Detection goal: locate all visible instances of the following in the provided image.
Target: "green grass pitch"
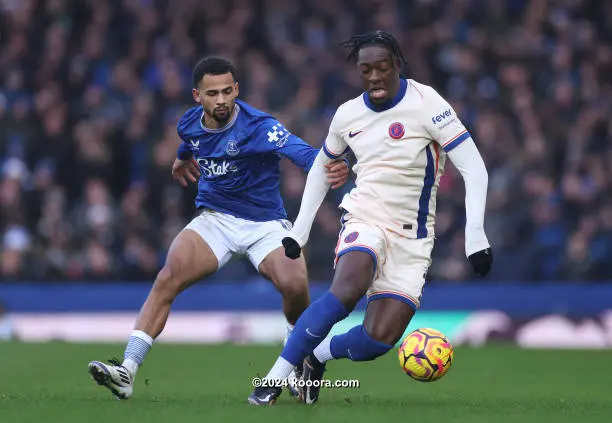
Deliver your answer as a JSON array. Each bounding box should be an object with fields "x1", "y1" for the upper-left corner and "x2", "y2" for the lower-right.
[{"x1": 0, "y1": 342, "x2": 610, "y2": 423}]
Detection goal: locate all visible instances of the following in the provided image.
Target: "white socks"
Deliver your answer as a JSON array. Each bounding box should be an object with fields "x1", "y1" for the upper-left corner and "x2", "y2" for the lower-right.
[
  {"x1": 123, "y1": 330, "x2": 154, "y2": 377},
  {"x1": 313, "y1": 336, "x2": 334, "y2": 363},
  {"x1": 122, "y1": 358, "x2": 139, "y2": 377},
  {"x1": 263, "y1": 323, "x2": 297, "y2": 383},
  {"x1": 265, "y1": 356, "x2": 296, "y2": 381}
]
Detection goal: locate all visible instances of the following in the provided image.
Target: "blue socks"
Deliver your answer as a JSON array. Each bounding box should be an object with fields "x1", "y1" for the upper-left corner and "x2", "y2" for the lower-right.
[
  {"x1": 264, "y1": 293, "x2": 393, "y2": 383},
  {"x1": 279, "y1": 291, "x2": 349, "y2": 366},
  {"x1": 329, "y1": 325, "x2": 393, "y2": 361},
  {"x1": 313, "y1": 324, "x2": 393, "y2": 363}
]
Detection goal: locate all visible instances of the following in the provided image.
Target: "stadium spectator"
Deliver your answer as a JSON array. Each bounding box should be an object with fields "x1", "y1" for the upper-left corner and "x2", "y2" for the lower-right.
[{"x1": 0, "y1": 0, "x2": 611, "y2": 283}]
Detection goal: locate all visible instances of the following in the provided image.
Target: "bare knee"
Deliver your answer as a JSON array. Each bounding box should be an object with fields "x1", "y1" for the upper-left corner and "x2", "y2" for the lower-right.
[{"x1": 275, "y1": 266, "x2": 308, "y2": 301}]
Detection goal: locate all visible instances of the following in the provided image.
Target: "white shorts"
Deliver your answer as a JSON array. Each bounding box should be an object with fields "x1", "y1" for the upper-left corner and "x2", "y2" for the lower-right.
[
  {"x1": 184, "y1": 208, "x2": 292, "y2": 270},
  {"x1": 334, "y1": 211, "x2": 434, "y2": 309}
]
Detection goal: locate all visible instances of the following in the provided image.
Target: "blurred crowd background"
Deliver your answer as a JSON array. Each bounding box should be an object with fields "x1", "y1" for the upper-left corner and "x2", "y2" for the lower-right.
[{"x1": 0, "y1": 0, "x2": 611, "y2": 283}]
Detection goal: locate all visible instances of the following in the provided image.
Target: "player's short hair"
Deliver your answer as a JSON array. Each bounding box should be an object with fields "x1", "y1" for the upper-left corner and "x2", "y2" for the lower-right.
[
  {"x1": 192, "y1": 56, "x2": 237, "y2": 88},
  {"x1": 341, "y1": 30, "x2": 407, "y2": 67}
]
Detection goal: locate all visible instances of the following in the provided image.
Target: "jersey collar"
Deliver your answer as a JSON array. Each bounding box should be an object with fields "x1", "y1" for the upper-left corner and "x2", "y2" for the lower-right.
[
  {"x1": 199, "y1": 103, "x2": 241, "y2": 133},
  {"x1": 362, "y1": 78, "x2": 407, "y2": 112}
]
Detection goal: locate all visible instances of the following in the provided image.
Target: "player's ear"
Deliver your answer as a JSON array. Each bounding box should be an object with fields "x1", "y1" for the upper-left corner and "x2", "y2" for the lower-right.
[
  {"x1": 192, "y1": 88, "x2": 200, "y2": 103},
  {"x1": 234, "y1": 81, "x2": 239, "y2": 96}
]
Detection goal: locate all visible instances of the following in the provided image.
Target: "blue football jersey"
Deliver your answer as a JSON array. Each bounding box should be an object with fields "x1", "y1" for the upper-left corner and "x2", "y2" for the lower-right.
[{"x1": 176, "y1": 99, "x2": 318, "y2": 222}]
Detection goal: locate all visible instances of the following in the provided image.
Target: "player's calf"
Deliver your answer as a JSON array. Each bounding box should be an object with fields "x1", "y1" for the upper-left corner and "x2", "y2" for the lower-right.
[
  {"x1": 89, "y1": 229, "x2": 218, "y2": 399},
  {"x1": 280, "y1": 291, "x2": 349, "y2": 367},
  {"x1": 259, "y1": 247, "x2": 310, "y2": 325},
  {"x1": 314, "y1": 324, "x2": 393, "y2": 363},
  {"x1": 312, "y1": 298, "x2": 413, "y2": 365},
  {"x1": 250, "y1": 249, "x2": 376, "y2": 404},
  {"x1": 274, "y1": 274, "x2": 309, "y2": 326},
  {"x1": 363, "y1": 296, "x2": 416, "y2": 345}
]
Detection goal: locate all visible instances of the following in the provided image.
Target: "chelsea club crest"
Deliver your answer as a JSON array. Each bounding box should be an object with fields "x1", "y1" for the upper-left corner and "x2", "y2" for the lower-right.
[{"x1": 225, "y1": 140, "x2": 240, "y2": 156}]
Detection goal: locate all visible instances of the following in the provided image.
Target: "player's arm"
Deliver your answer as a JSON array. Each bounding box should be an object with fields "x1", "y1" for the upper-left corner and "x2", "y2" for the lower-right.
[
  {"x1": 260, "y1": 118, "x2": 350, "y2": 188},
  {"x1": 446, "y1": 139, "x2": 491, "y2": 275},
  {"x1": 422, "y1": 86, "x2": 492, "y2": 276},
  {"x1": 279, "y1": 136, "x2": 350, "y2": 189},
  {"x1": 172, "y1": 121, "x2": 200, "y2": 187},
  {"x1": 282, "y1": 118, "x2": 350, "y2": 259}
]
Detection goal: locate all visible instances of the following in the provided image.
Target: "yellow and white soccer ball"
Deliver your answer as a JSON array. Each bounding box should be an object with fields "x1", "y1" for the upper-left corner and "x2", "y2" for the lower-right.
[{"x1": 398, "y1": 328, "x2": 454, "y2": 382}]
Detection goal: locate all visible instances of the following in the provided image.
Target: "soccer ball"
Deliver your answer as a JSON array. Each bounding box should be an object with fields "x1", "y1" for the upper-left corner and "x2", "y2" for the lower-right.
[{"x1": 398, "y1": 328, "x2": 453, "y2": 382}]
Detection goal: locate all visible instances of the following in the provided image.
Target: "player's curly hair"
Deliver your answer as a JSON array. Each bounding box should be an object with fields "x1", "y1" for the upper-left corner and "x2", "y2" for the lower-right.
[
  {"x1": 341, "y1": 30, "x2": 407, "y2": 66},
  {"x1": 192, "y1": 56, "x2": 237, "y2": 88}
]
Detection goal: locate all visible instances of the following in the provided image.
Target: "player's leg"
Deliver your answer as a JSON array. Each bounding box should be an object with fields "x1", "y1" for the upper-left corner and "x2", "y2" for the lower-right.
[
  {"x1": 246, "y1": 220, "x2": 310, "y2": 397},
  {"x1": 249, "y1": 251, "x2": 374, "y2": 405},
  {"x1": 88, "y1": 211, "x2": 232, "y2": 399},
  {"x1": 257, "y1": 246, "x2": 310, "y2": 327},
  {"x1": 249, "y1": 219, "x2": 384, "y2": 405},
  {"x1": 243, "y1": 219, "x2": 311, "y2": 343},
  {"x1": 278, "y1": 222, "x2": 386, "y2": 367},
  {"x1": 312, "y1": 236, "x2": 434, "y2": 365},
  {"x1": 312, "y1": 298, "x2": 413, "y2": 364}
]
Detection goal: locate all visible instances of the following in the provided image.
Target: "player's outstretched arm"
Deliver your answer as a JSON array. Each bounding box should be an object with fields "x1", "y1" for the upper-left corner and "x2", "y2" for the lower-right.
[
  {"x1": 283, "y1": 149, "x2": 334, "y2": 259},
  {"x1": 268, "y1": 124, "x2": 350, "y2": 189},
  {"x1": 446, "y1": 138, "x2": 492, "y2": 277}
]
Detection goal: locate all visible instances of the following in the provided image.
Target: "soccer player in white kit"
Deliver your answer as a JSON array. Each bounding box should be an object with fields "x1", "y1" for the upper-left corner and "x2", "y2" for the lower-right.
[{"x1": 248, "y1": 30, "x2": 492, "y2": 405}]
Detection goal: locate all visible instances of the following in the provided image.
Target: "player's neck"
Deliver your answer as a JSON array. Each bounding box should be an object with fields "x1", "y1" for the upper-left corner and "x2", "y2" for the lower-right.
[
  {"x1": 388, "y1": 79, "x2": 401, "y2": 99},
  {"x1": 202, "y1": 107, "x2": 237, "y2": 130}
]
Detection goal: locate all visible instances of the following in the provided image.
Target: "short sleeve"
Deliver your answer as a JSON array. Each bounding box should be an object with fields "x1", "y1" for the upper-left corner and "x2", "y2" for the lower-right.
[
  {"x1": 422, "y1": 86, "x2": 472, "y2": 153},
  {"x1": 176, "y1": 112, "x2": 196, "y2": 160},
  {"x1": 322, "y1": 108, "x2": 350, "y2": 159},
  {"x1": 255, "y1": 117, "x2": 317, "y2": 171}
]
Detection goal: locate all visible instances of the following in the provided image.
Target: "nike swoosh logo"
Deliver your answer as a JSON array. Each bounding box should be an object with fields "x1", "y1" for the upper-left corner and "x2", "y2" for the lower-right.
[
  {"x1": 348, "y1": 130, "x2": 363, "y2": 138},
  {"x1": 305, "y1": 328, "x2": 322, "y2": 338}
]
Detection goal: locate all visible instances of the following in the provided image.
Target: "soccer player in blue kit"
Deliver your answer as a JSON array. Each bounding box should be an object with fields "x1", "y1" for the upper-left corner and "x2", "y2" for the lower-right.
[{"x1": 87, "y1": 56, "x2": 350, "y2": 400}]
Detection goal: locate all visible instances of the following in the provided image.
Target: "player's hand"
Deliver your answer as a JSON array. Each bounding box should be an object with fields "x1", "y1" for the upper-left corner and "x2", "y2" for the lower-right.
[
  {"x1": 282, "y1": 237, "x2": 302, "y2": 259},
  {"x1": 172, "y1": 157, "x2": 201, "y2": 187},
  {"x1": 325, "y1": 159, "x2": 349, "y2": 189},
  {"x1": 468, "y1": 248, "x2": 492, "y2": 277}
]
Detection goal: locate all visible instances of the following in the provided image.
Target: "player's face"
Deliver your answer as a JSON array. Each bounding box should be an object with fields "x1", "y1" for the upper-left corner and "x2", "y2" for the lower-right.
[
  {"x1": 357, "y1": 45, "x2": 400, "y2": 105},
  {"x1": 193, "y1": 72, "x2": 239, "y2": 125}
]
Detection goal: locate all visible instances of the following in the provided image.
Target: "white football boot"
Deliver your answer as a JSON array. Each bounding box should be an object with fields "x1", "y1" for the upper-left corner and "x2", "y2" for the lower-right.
[{"x1": 88, "y1": 359, "x2": 134, "y2": 400}]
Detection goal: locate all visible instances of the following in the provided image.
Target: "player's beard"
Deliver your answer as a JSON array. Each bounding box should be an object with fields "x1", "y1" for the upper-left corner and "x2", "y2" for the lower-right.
[{"x1": 212, "y1": 104, "x2": 233, "y2": 126}]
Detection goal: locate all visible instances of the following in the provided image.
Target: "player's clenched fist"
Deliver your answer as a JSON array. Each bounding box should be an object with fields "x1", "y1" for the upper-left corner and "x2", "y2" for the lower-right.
[
  {"x1": 172, "y1": 157, "x2": 201, "y2": 187},
  {"x1": 282, "y1": 237, "x2": 302, "y2": 259},
  {"x1": 468, "y1": 248, "x2": 493, "y2": 277}
]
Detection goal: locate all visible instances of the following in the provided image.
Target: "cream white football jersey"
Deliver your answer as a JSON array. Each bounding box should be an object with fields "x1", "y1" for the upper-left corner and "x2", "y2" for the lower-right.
[{"x1": 323, "y1": 78, "x2": 472, "y2": 239}]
